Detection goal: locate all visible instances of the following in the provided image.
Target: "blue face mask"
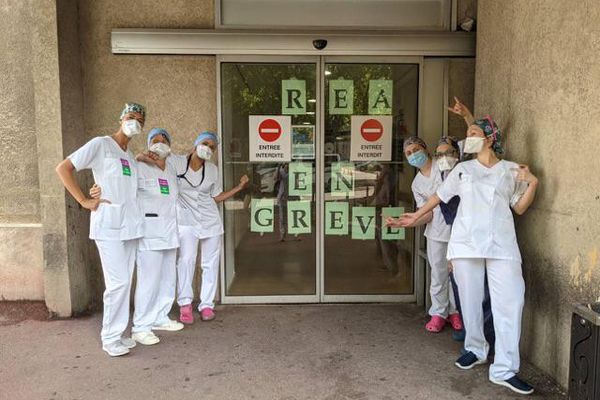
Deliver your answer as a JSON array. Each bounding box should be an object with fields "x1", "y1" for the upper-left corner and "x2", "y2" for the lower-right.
[{"x1": 407, "y1": 150, "x2": 428, "y2": 169}]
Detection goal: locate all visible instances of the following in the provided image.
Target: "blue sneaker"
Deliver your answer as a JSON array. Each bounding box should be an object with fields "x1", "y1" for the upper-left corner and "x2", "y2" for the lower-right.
[
  {"x1": 490, "y1": 375, "x2": 534, "y2": 395},
  {"x1": 455, "y1": 351, "x2": 487, "y2": 370}
]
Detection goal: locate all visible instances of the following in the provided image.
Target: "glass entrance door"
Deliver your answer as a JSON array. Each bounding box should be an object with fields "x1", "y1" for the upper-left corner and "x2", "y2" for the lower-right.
[
  {"x1": 220, "y1": 56, "x2": 320, "y2": 302},
  {"x1": 219, "y1": 56, "x2": 419, "y2": 303},
  {"x1": 320, "y1": 57, "x2": 419, "y2": 301}
]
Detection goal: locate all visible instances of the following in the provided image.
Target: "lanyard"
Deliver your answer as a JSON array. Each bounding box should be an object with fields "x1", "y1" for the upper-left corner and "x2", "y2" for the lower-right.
[{"x1": 177, "y1": 154, "x2": 206, "y2": 188}]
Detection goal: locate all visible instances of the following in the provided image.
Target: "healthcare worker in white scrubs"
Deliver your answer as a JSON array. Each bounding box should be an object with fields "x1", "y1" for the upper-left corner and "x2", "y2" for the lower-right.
[
  {"x1": 91, "y1": 128, "x2": 185, "y2": 345},
  {"x1": 55, "y1": 103, "x2": 145, "y2": 357},
  {"x1": 402, "y1": 136, "x2": 462, "y2": 334},
  {"x1": 392, "y1": 116, "x2": 539, "y2": 395},
  {"x1": 169, "y1": 131, "x2": 249, "y2": 324}
]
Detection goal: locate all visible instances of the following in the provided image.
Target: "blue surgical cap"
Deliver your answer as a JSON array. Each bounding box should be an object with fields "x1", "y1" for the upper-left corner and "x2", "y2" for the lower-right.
[
  {"x1": 147, "y1": 128, "x2": 171, "y2": 147},
  {"x1": 194, "y1": 131, "x2": 220, "y2": 147}
]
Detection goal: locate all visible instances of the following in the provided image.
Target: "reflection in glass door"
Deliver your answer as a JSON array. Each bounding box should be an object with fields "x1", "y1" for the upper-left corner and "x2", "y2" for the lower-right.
[
  {"x1": 220, "y1": 58, "x2": 319, "y2": 301},
  {"x1": 321, "y1": 59, "x2": 419, "y2": 299}
]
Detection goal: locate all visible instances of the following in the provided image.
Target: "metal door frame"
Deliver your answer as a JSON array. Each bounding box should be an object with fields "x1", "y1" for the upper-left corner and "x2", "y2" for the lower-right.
[
  {"x1": 218, "y1": 54, "x2": 321, "y2": 304},
  {"x1": 218, "y1": 55, "x2": 422, "y2": 304}
]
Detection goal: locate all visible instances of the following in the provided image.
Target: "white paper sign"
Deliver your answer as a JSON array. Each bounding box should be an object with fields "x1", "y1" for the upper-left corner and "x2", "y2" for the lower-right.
[
  {"x1": 350, "y1": 115, "x2": 392, "y2": 161},
  {"x1": 249, "y1": 115, "x2": 292, "y2": 162}
]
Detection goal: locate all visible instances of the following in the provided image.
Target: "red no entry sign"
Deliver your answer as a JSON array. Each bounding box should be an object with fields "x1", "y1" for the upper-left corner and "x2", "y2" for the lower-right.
[
  {"x1": 258, "y1": 118, "x2": 282, "y2": 142},
  {"x1": 360, "y1": 119, "x2": 384, "y2": 142}
]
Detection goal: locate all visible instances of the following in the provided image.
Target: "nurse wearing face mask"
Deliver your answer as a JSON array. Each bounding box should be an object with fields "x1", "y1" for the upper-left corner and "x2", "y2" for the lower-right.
[
  {"x1": 402, "y1": 136, "x2": 463, "y2": 334},
  {"x1": 169, "y1": 132, "x2": 249, "y2": 324},
  {"x1": 55, "y1": 103, "x2": 145, "y2": 357},
  {"x1": 395, "y1": 117, "x2": 539, "y2": 395},
  {"x1": 93, "y1": 128, "x2": 186, "y2": 345}
]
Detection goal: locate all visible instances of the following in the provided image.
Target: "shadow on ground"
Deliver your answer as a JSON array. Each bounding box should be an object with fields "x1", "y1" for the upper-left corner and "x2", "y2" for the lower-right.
[{"x1": 0, "y1": 304, "x2": 566, "y2": 400}]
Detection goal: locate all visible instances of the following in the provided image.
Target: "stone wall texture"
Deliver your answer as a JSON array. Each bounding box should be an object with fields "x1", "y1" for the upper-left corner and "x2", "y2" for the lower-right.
[
  {"x1": 0, "y1": 0, "x2": 44, "y2": 300},
  {"x1": 475, "y1": 0, "x2": 600, "y2": 388}
]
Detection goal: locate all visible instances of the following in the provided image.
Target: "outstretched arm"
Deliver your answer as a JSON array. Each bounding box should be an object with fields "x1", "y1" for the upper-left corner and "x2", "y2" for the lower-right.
[
  {"x1": 386, "y1": 194, "x2": 442, "y2": 228},
  {"x1": 386, "y1": 210, "x2": 433, "y2": 228},
  {"x1": 213, "y1": 175, "x2": 250, "y2": 203}
]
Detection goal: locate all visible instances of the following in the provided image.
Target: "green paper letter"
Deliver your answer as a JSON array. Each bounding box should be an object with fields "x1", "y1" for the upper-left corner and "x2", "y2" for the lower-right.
[
  {"x1": 288, "y1": 162, "x2": 313, "y2": 196},
  {"x1": 251, "y1": 198, "x2": 274, "y2": 233},
  {"x1": 368, "y1": 80, "x2": 393, "y2": 115},
  {"x1": 329, "y1": 79, "x2": 354, "y2": 115},
  {"x1": 282, "y1": 79, "x2": 306, "y2": 115},
  {"x1": 287, "y1": 200, "x2": 312, "y2": 235},
  {"x1": 325, "y1": 202, "x2": 349, "y2": 235},
  {"x1": 352, "y1": 207, "x2": 376, "y2": 240},
  {"x1": 381, "y1": 207, "x2": 405, "y2": 240},
  {"x1": 331, "y1": 162, "x2": 354, "y2": 197}
]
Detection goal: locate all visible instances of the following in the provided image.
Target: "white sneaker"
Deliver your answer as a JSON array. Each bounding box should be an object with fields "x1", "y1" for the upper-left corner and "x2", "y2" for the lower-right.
[
  {"x1": 132, "y1": 331, "x2": 160, "y2": 346},
  {"x1": 152, "y1": 319, "x2": 184, "y2": 331},
  {"x1": 120, "y1": 337, "x2": 137, "y2": 349},
  {"x1": 102, "y1": 341, "x2": 130, "y2": 357}
]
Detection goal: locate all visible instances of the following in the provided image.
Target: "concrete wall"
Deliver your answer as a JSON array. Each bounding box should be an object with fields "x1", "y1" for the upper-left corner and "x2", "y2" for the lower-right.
[
  {"x1": 447, "y1": 59, "x2": 475, "y2": 139},
  {"x1": 475, "y1": 0, "x2": 600, "y2": 388},
  {"x1": 0, "y1": 0, "x2": 44, "y2": 300}
]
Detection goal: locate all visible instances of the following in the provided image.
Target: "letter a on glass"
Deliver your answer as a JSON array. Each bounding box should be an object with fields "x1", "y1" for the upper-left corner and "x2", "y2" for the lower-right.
[{"x1": 368, "y1": 79, "x2": 393, "y2": 115}]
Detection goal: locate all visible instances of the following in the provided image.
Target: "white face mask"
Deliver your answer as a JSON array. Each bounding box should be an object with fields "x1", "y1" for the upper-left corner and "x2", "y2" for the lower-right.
[
  {"x1": 148, "y1": 142, "x2": 171, "y2": 159},
  {"x1": 463, "y1": 136, "x2": 485, "y2": 154},
  {"x1": 437, "y1": 156, "x2": 458, "y2": 172},
  {"x1": 196, "y1": 144, "x2": 213, "y2": 160},
  {"x1": 122, "y1": 119, "x2": 142, "y2": 137}
]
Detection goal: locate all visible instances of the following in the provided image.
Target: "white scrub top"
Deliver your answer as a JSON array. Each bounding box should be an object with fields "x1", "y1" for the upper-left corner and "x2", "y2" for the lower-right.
[
  {"x1": 68, "y1": 136, "x2": 143, "y2": 241},
  {"x1": 437, "y1": 159, "x2": 524, "y2": 262},
  {"x1": 411, "y1": 159, "x2": 452, "y2": 242},
  {"x1": 136, "y1": 162, "x2": 180, "y2": 251},
  {"x1": 168, "y1": 154, "x2": 224, "y2": 239}
]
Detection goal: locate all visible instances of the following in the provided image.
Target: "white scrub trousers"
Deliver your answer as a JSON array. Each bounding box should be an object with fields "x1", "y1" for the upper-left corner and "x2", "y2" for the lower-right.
[
  {"x1": 95, "y1": 239, "x2": 137, "y2": 345},
  {"x1": 427, "y1": 239, "x2": 457, "y2": 318},
  {"x1": 452, "y1": 258, "x2": 525, "y2": 381},
  {"x1": 176, "y1": 226, "x2": 222, "y2": 311},
  {"x1": 132, "y1": 248, "x2": 177, "y2": 333}
]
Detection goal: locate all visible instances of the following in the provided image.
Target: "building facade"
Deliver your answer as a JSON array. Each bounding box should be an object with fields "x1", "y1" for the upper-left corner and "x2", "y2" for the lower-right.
[{"x1": 1, "y1": 0, "x2": 598, "y2": 389}]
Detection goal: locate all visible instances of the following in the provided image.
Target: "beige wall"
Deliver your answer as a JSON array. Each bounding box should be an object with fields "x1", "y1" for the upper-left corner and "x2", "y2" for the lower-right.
[
  {"x1": 475, "y1": 0, "x2": 600, "y2": 388},
  {"x1": 448, "y1": 59, "x2": 475, "y2": 139},
  {"x1": 79, "y1": 0, "x2": 216, "y2": 154},
  {"x1": 0, "y1": 0, "x2": 44, "y2": 300}
]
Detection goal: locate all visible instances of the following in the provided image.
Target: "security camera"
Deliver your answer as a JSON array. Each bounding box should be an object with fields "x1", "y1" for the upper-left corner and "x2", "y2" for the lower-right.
[{"x1": 312, "y1": 39, "x2": 328, "y2": 50}]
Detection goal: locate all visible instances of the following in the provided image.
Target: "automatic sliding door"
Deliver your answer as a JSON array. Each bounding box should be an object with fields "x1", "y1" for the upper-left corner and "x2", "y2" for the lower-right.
[
  {"x1": 321, "y1": 59, "x2": 419, "y2": 299},
  {"x1": 220, "y1": 59, "x2": 318, "y2": 301}
]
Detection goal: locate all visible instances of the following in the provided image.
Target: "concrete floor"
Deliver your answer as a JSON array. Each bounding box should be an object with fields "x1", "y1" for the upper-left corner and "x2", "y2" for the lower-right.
[{"x1": 1, "y1": 304, "x2": 566, "y2": 400}]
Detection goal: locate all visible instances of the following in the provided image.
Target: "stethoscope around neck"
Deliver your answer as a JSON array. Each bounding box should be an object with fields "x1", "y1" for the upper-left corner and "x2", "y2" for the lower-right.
[{"x1": 177, "y1": 153, "x2": 206, "y2": 188}]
